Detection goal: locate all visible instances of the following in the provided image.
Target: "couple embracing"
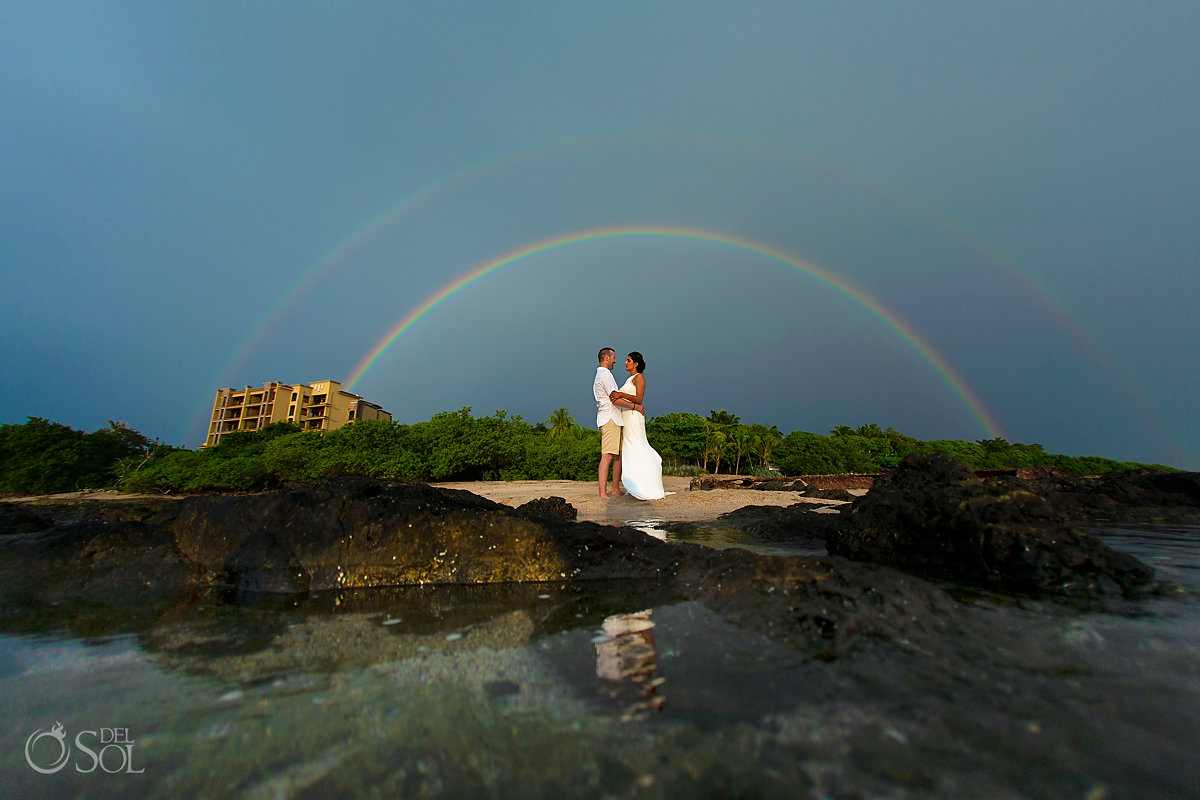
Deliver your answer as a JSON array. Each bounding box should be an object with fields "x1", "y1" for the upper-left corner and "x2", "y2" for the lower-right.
[{"x1": 593, "y1": 347, "x2": 668, "y2": 500}]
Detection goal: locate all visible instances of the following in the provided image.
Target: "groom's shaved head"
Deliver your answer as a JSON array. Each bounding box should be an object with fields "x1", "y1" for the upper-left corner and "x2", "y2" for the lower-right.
[{"x1": 598, "y1": 348, "x2": 614, "y2": 363}]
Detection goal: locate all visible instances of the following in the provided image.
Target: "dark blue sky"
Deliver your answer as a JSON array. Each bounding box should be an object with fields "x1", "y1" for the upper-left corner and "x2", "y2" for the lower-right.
[{"x1": 2, "y1": 2, "x2": 1197, "y2": 468}]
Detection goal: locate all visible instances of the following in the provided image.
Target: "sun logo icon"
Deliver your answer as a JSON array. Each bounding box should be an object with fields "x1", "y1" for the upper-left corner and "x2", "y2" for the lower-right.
[{"x1": 25, "y1": 721, "x2": 70, "y2": 774}]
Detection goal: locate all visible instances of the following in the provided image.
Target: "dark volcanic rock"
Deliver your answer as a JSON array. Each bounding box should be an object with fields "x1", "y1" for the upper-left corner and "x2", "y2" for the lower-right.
[
  {"x1": 713, "y1": 504, "x2": 843, "y2": 544},
  {"x1": 827, "y1": 453, "x2": 1159, "y2": 600},
  {"x1": 0, "y1": 471, "x2": 1175, "y2": 663},
  {"x1": 0, "y1": 519, "x2": 192, "y2": 608},
  {"x1": 0, "y1": 478, "x2": 968, "y2": 662},
  {"x1": 514, "y1": 496, "x2": 578, "y2": 522},
  {"x1": 168, "y1": 479, "x2": 679, "y2": 592},
  {"x1": 0, "y1": 479, "x2": 684, "y2": 604},
  {"x1": 1025, "y1": 469, "x2": 1200, "y2": 523},
  {"x1": 0, "y1": 497, "x2": 174, "y2": 532},
  {"x1": 0, "y1": 502, "x2": 54, "y2": 534},
  {"x1": 800, "y1": 486, "x2": 857, "y2": 502},
  {"x1": 749, "y1": 478, "x2": 808, "y2": 492}
]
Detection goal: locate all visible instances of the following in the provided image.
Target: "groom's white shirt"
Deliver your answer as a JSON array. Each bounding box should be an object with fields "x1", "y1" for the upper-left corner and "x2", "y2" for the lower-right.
[{"x1": 594, "y1": 366, "x2": 624, "y2": 428}]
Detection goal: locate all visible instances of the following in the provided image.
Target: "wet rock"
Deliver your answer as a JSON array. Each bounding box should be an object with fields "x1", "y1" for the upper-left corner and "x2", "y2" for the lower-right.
[
  {"x1": 0, "y1": 471, "x2": 1174, "y2": 664},
  {"x1": 0, "y1": 518, "x2": 192, "y2": 610},
  {"x1": 0, "y1": 497, "x2": 174, "y2": 531},
  {"x1": 689, "y1": 476, "x2": 764, "y2": 491},
  {"x1": 1018, "y1": 469, "x2": 1200, "y2": 524},
  {"x1": 0, "y1": 478, "x2": 686, "y2": 604},
  {"x1": 514, "y1": 496, "x2": 578, "y2": 522},
  {"x1": 749, "y1": 478, "x2": 808, "y2": 492},
  {"x1": 799, "y1": 474, "x2": 880, "y2": 490},
  {"x1": 711, "y1": 504, "x2": 842, "y2": 544},
  {"x1": 0, "y1": 502, "x2": 54, "y2": 534},
  {"x1": 800, "y1": 486, "x2": 857, "y2": 502},
  {"x1": 827, "y1": 453, "x2": 1159, "y2": 601},
  {"x1": 167, "y1": 479, "x2": 683, "y2": 592}
]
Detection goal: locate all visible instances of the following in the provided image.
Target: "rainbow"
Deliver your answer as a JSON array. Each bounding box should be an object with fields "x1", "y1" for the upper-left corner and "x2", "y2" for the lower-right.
[{"x1": 344, "y1": 225, "x2": 1005, "y2": 439}]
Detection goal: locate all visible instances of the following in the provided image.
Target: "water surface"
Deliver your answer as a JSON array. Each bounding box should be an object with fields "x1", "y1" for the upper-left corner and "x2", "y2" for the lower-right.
[{"x1": 1, "y1": 524, "x2": 1197, "y2": 798}]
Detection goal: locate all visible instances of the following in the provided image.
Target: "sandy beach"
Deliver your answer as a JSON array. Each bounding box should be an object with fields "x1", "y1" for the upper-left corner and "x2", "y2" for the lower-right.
[
  {"x1": 4, "y1": 477, "x2": 847, "y2": 526},
  {"x1": 432, "y1": 475, "x2": 843, "y2": 524}
]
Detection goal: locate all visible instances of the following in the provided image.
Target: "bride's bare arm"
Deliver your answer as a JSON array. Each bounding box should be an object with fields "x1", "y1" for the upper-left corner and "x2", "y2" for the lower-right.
[
  {"x1": 610, "y1": 376, "x2": 646, "y2": 414},
  {"x1": 609, "y1": 375, "x2": 646, "y2": 404}
]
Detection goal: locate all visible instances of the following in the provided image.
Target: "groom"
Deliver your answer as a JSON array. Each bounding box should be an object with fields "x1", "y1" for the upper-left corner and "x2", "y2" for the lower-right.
[{"x1": 594, "y1": 347, "x2": 643, "y2": 498}]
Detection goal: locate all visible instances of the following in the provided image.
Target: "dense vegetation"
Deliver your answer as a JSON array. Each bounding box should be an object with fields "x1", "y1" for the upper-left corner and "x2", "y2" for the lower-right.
[
  {"x1": 0, "y1": 411, "x2": 1171, "y2": 496},
  {"x1": 0, "y1": 418, "x2": 163, "y2": 494}
]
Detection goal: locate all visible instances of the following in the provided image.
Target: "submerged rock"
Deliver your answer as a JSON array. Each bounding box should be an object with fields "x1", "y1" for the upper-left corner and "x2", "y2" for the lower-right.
[
  {"x1": 827, "y1": 453, "x2": 1160, "y2": 600},
  {"x1": 675, "y1": 547, "x2": 960, "y2": 660}
]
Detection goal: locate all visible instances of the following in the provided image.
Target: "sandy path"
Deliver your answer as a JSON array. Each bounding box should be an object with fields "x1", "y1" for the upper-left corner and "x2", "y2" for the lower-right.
[{"x1": 432, "y1": 476, "x2": 840, "y2": 524}]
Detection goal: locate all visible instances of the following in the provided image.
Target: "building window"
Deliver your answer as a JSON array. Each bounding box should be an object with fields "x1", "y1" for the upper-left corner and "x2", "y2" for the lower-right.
[
  {"x1": 291, "y1": 392, "x2": 298, "y2": 401},
  {"x1": 288, "y1": 405, "x2": 295, "y2": 417},
  {"x1": 349, "y1": 409, "x2": 356, "y2": 420}
]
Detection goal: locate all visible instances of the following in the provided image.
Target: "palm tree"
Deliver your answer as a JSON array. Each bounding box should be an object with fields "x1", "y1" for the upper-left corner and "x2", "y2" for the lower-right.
[
  {"x1": 752, "y1": 425, "x2": 782, "y2": 469},
  {"x1": 545, "y1": 408, "x2": 576, "y2": 438},
  {"x1": 731, "y1": 429, "x2": 754, "y2": 475},
  {"x1": 708, "y1": 409, "x2": 740, "y2": 427},
  {"x1": 707, "y1": 429, "x2": 730, "y2": 474},
  {"x1": 700, "y1": 420, "x2": 726, "y2": 473},
  {"x1": 830, "y1": 425, "x2": 856, "y2": 437},
  {"x1": 856, "y1": 423, "x2": 884, "y2": 438}
]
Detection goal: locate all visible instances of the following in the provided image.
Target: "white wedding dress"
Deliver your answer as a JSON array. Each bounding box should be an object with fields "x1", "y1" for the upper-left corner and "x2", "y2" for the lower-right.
[{"x1": 618, "y1": 376, "x2": 667, "y2": 500}]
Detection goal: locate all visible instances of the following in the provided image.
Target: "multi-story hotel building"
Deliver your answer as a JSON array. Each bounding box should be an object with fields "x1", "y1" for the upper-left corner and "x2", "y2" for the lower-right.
[{"x1": 205, "y1": 379, "x2": 391, "y2": 447}]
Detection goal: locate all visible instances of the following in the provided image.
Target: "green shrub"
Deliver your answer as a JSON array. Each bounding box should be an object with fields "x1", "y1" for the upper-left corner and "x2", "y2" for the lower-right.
[{"x1": 663, "y1": 463, "x2": 706, "y2": 477}]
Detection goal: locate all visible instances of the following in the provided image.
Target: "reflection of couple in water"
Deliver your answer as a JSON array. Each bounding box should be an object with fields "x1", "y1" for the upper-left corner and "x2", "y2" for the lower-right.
[
  {"x1": 594, "y1": 610, "x2": 665, "y2": 722},
  {"x1": 593, "y1": 348, "x2": 668, "y2": 500}
]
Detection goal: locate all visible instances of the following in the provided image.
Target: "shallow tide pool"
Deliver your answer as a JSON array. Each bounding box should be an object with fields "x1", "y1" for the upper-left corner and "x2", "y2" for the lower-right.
[{"x1": 1, "y1": 524, "x2": 1197, "y2": 799}]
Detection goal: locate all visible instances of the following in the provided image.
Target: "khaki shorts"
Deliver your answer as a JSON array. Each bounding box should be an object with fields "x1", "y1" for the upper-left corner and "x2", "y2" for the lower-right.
[{"x1": 600, "y1": 420, "x2": 623, "y2": 455}]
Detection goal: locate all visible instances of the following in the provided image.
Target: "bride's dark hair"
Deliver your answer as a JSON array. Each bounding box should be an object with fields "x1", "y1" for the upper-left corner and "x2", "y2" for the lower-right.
[{"x1": 627, "y1": 351, "x2": 645, "y2": 373}]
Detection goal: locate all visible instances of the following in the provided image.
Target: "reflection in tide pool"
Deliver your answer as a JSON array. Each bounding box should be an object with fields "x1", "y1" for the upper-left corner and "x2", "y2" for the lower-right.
[
  {"x1": 623, "y1": 519, "x2": 668, "y2": 541},
  {"x1": 0, "y1": 526, "x2": 1196, "y2": 798},
  {"x1": 594, "y1": 610, "x2": 665, "y2": 722},
  {"x1": 626, "y1": 517, "x2": 827, "y2": 556}
]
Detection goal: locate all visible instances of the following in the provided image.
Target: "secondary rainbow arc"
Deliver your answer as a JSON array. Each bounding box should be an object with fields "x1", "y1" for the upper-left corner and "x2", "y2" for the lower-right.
[{"x1": 183, "y1": 134, "x2": 1171, "y2": 456}]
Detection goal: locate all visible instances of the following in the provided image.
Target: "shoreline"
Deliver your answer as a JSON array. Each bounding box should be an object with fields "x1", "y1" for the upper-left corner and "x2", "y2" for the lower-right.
[{"x1": 2, "y1": 476, "x2": 849, "y2": 526}]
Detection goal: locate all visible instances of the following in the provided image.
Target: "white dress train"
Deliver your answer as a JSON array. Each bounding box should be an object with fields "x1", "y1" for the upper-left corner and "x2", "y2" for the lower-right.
[{"x1": 618, "y1": 376, "x2": 667, "y2": 500}]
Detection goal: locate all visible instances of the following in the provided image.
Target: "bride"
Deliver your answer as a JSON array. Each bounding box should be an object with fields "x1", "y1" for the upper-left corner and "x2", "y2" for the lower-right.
[{"x1": 610, "y1": 351, "x2": 667, "y2": 500}]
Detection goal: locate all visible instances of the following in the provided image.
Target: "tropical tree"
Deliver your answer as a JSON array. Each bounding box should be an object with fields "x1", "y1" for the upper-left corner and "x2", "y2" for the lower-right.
[
  {"x1": 545, "y1": 408, "x2": 577, "y2": 438},
  {"x1": 0, "y1": 417, "x2": 156, "y2": 494},
  {"x1": 704, "y1": 425, "x2": 730, "y2": 474},
  {"x1": 730, "y1": 427, "x2": 755, "y2": 475},
  {"x1": 647, "y1": 412, "x2": 707, "y2": 469},
  {"x1": 708, "y1": 409, "x2": 740, "y2": 427},
  {"x1": 749, "y1": 423, "x2": 783, "y2": 469}
]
